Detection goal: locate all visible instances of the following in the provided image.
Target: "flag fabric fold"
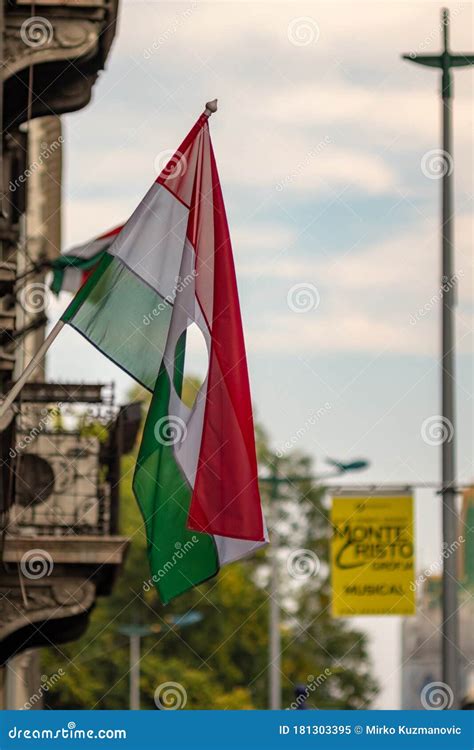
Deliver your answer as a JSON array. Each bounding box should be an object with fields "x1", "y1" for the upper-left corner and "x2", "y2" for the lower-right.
[
  {"x1": 50, "y1": 225, "x2": 123, "y2": 295},
  {"x1": 61, "y1": 111, "x2": 267, "y2": 603}
]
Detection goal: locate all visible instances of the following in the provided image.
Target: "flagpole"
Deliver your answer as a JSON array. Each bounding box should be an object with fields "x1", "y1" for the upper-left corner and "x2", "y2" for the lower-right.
[
  {"x1": 0, "y1": 100, "x2": 219, "y2": 422},
  {"x1": 0, "y1": 320, "x2": 65, "y2": 420}
]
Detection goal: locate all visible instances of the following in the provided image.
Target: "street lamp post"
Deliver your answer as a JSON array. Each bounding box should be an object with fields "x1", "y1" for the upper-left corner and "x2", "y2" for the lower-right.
[
  {"x1": 117, "y1": 624, "x2": 152, "y2": 711},
  {"x1": 129, "y1": 632, "x2": 141, "y2": 711},
  {"x1": 261, "y1": 457, "x2": 369, "y2": 710},
  {"x1": 118, "y1": 611, "x2": 203, "y2": 710},
  {"x1": 402, "y1": 7, "x2": 474, "y2": 706}
]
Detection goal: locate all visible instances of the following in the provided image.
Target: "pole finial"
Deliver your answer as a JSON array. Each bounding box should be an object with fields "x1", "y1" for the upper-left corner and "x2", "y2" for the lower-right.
[
  {"x1": 442, "y1": 7, "x2": 449, "y2": 52},
  {"x1": 204, "y1": 99, "x2": 218, "y2": 117}
]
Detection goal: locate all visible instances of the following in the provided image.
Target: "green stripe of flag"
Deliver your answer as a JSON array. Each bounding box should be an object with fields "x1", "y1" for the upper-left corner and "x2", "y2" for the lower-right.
[
  {"x1": 134, "y1": 360, "x2": 218, "y2": 604},
  {"x1": 62, "y1": 253, "x2": 173, "y2": 391},
  {"x1": 50, "y1": 249, "x2": 106, "y2": 295}
]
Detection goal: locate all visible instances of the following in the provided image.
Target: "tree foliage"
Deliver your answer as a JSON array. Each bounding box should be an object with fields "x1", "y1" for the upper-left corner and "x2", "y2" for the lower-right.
[{"x1": 41, "y1": 383, "x2": 377, "y2": 709}]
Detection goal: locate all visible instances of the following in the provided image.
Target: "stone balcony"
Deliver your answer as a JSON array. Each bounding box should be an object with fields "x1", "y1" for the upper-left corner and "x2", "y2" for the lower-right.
[
  {"x1": 0, "y1": 534, "x2": 128, "y2": 664},
  {"x1": 0, "y1": 384, "x2": 138, "y2": 666}
]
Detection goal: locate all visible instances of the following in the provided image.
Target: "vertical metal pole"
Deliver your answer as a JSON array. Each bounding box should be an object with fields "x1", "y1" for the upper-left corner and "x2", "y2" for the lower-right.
[
  {"x1": 269, "y1": 466, "x2": 281, "y2": 709},
  {"x1": 402, "y1": 6, "x2": 474, "y2": 709},
  {"x1": 440, "y1": 29, "x2": 459, "y2": 705},
  {"x1": 129, "y1": 634, "x2": 140, "y2": 710}
]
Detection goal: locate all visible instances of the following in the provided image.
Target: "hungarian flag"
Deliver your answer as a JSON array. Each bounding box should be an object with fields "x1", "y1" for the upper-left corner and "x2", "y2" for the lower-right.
[
  {"x1": 50, "y1": 225, "x2": 124, "y2": 295},
  {"x1": 61, "y1": 110, "x2": 267, "y2": 602}
]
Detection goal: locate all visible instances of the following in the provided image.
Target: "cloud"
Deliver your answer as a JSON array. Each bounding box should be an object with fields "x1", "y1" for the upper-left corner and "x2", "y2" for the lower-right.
[
  {"x1": 242, "y1": 213, "x2": 473, "y2": 356},
  {"x1": 249, "y1": 311, "x2": 422, "y2": 355},
  {"x1": 62, "y1": 196, "x2": 134, "y2": 246},
  {"x1": 58, "y1": 0, "x2": 473, "y2": 362},
  {"x1": 218, "y1": 133, "x2": 398, "y2": 194},
  {"x1": 231, "y1": 222, "x2": 298, "y2": 254},
  {"x1": 63, "y1": 0, "x2": 473, "y2": 232},
  {"x1": 248, "y1": 304, "x2": 473, "y2": 357},
  {"x1": 264, "y1": 84, "x2": 473, "y2": 146}
]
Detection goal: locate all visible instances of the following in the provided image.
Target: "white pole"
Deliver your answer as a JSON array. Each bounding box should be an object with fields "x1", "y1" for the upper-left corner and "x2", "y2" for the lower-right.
[
  {"x1": 268, "y1": 465, "x2": 281, "y2": 709},
  {"x1": 129, "y1": 634, "x2": 140, "y2": 710},
  {"x1": 269, "y1": 526, "x2": 281, "y2": 709},
  {"x1": 0, "y1": 320, "x2": 64, "y2": 419}
]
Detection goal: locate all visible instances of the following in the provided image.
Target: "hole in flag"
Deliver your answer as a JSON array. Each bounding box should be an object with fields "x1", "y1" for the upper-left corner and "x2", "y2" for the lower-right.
[{"x1": 175, "y1": 322, "x2": 208, "y2": 410}]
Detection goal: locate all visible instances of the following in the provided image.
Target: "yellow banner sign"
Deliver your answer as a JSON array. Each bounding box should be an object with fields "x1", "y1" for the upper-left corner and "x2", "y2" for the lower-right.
[{"x1": 331, "y1": 494, "x2": 415, "y2": 616}]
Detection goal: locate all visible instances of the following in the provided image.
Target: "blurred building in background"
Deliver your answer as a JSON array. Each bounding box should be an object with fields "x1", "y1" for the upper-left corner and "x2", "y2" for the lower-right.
[
  {"x1": 0, "y1": 0, "x2": 133, "y2": 709},
  {"x1": 401, "y1": 488, "x2": 474, "y2": 709}
]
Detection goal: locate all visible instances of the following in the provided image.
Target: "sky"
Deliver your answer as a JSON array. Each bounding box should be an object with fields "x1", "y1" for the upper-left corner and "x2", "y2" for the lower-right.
[{"x1": 46, "y1": 0, "x2": 473, "y2": 709}]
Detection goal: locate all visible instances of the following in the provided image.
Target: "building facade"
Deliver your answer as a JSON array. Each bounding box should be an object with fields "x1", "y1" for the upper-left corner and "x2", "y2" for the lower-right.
[{"x1": 0, "y1": 0, "x2": 132, "y2": 708}]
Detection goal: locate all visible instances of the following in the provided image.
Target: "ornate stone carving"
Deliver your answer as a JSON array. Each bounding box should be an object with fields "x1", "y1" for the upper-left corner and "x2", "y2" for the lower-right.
[
  {"x1": 2, "y1": 0, "x2": 119, "y2": 128},
  {"x1": 0, "y1": 576, "x2": 96, "y2": 643},
  {"x1": 4, "y1": 19, "x2": 99, "y2": 76},
  {"x1": 0, "y1": 535, "x2": 128, "y2": 662}
]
